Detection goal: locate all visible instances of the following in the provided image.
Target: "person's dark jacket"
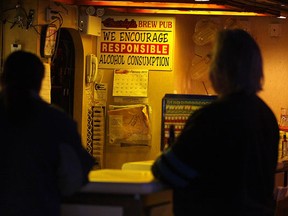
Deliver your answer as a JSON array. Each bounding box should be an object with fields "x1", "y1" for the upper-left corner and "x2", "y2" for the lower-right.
[
  {"x1": 0, "y1": 94, "x2": 95, "y2": 216},
  {"x1": 152, "y1": 92, "x2": 279, "y2": 216}
]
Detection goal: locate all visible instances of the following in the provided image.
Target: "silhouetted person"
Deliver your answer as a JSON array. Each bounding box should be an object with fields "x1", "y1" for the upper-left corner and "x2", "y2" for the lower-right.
[
  {"x1": 152, "y1": 29, "x2": 279, "y2": 216},
  {"x1": 0, "y1": 51, "x2": 95, "y2": 216}
]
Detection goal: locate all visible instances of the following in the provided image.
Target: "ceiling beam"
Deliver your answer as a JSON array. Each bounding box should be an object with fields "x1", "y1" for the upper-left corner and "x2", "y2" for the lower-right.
[{"x1": 53, "y1": 0, "x2": 285, "y2": 16}]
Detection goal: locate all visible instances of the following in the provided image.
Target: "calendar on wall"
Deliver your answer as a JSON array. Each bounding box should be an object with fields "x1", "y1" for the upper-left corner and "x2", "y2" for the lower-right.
[{"x1": 112, "y1": 69, "x2": 149, "y2": 97}]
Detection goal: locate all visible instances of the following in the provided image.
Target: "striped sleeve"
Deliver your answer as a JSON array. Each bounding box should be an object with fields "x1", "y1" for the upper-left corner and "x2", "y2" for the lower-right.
[{"x1": 151, "y1": 148, "x2": 198, "y2": 188}]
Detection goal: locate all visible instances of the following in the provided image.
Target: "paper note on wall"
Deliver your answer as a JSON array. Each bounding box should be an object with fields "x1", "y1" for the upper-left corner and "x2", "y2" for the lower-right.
[
  {"x1": 112, "y1": 69, "x2": 148, "y2": 97},
  {"x1": 94, "y1": 83, "x2": 108, "y2": 101},
  {"x1": 108, "y1": 104, "x2": 151, "y2": 147},
  {"x1": 40, "y1": 63, "x2": 51, "y2": 103}
]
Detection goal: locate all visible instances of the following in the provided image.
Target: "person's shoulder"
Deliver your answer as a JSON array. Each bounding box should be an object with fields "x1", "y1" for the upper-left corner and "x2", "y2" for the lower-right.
[
  {"x1": 48, "y1": 103, "x2": 68, "y2": 115},
  {"x1": 189, "y1": 94, "x2": 238, "y2": 122},
  {"x1": 36, "y1": 100, "x2": 75, "y2": 124},
  {"x1": 186, "y1": 101, "x2": 220, "y2": 126},
  {"x1": 49, "y1": 104, "x2": 74, "y2": 122},
  {"x1": 193, "y1": 96, "x2": 223, "y2": 117}
]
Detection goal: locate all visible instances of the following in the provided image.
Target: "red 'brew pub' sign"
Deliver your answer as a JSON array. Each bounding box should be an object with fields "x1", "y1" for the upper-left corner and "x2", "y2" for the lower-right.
[{"x1": 97, "y1": 16, "x2": 175, "y2": 71}]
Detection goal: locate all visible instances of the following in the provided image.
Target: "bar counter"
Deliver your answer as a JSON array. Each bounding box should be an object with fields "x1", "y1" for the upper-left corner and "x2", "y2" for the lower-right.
[{"x1": 61, "y1": 169, "x2": 173, "y2": 216}]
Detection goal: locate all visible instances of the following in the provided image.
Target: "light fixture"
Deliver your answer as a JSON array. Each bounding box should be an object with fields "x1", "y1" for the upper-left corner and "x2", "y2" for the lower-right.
[
  {"x1": 105, "y1": 7, "x2": 268, "y2": 16},
  {"x1": 278, "y1": 11, "x2": 288, "y2": 19},
  {"x1": 76, "y1": 0, "x2": 275, "y2": 16},
  {"x1": 78, "y1": 1, "x2": 228, "y2": 10}
]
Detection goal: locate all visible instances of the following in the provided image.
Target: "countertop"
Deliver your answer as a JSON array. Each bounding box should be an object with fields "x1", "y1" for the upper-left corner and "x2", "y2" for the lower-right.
[{"x1": 80, "y1": 169, "x2": 168, "y2": 195}]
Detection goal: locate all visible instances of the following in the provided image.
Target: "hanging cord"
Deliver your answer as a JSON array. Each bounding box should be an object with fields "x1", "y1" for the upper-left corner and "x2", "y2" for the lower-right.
[{"x1": 202, "y1": 81, "x2": 209, "y2": 95}]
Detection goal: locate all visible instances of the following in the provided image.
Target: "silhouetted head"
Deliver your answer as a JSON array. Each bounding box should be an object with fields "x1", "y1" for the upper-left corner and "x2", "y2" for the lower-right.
[
  {"x1": 1, "y1": 50, "x2": 44, "y2": 93},
  {"x1": 0, "y1": 51, "x2": 45, "y2": 120},
  {"x1": 209, "y1": 29, "x2": 263, "y2": 96}
]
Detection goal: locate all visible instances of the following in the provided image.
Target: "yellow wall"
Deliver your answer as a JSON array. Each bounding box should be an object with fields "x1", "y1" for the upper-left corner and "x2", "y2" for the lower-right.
[
  {"x1": 174, "y1": 15, "x2": 288, "y2": 120},
  {"x1": 0, "y1": 0, "x2": 90, "y2": 145},
  {"x1": 2, "y1": 1, "x2": 288, "y2": 168},
  {"x1": 1, "y1": 0, "x2": 38, "y2": 56}
]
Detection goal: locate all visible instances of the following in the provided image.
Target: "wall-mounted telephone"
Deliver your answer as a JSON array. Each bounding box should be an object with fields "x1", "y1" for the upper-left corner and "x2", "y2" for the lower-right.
[{"x1": 86, "y1": 54, "x2": 98, "y2": 84}]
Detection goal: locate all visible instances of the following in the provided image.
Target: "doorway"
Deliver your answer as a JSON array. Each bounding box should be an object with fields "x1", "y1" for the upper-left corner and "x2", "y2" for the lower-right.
[{"x1": 51, "y1": 28, "x2": 75, "y2": 117}]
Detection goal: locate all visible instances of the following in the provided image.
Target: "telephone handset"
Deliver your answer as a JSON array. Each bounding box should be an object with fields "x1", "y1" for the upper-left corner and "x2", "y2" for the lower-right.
[{"x1": 86, "y1": 54, "x2": 98, "y2": 84}]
